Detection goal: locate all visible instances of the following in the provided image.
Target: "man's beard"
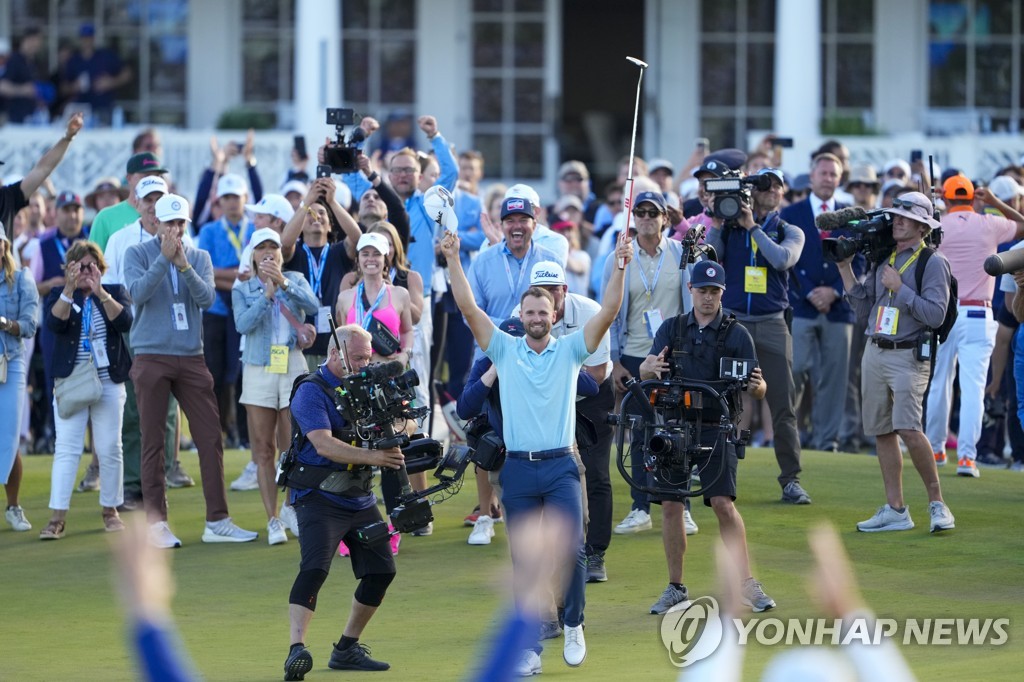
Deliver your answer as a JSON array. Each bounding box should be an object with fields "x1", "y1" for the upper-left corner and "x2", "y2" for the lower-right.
[{"x1": 525, "y1": 321, "x2": 550, "y2": 340}]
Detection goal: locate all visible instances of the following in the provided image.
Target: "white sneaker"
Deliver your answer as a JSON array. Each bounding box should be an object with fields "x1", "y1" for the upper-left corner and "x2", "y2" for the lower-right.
[
  {"x1": 229, "y1": 461, "x2": 259, "y2": 491},
  {"x1": 5, "y1": 505, "x2": 32, "y2": 532},
  {"x1": 149, "y1": 521, "x2": 182, "y2": 549},
  {"x1": 515, "y1": 649, "x2": 542, "y2": 677},
  {"x1": 279, "y1": 502, "x2": 300, "y2": 537},
  {"x1": 857, "y1": 504, "x2": 915, "y2": 532},
  {"x1": 202, "y1": 517, "x2": 259, "y2": 543},
  {"x1": 684, "y1": 509, "x2": 699, "y2": 535},
  {"x1": 614, "y1": 509, "x2": 652, "y2": 534},
  {"x1": 563, "y1": 625, "x2": 586, "y2": 667},
  {"x1": 468, "y1": 515, "x2": 496, "y2": 545},
  {"x1": 268, "y1": 517, "x2": 288, "y2": 545},
  {"x1": 929, "y1": 501, "x2": 956, "y2": 533}
]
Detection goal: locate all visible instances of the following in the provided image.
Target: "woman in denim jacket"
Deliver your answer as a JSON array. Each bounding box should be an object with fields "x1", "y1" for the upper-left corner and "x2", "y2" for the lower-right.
[
  {"x1": 233, "y1": 228, "x2": 318, "y2": 546},
  {"x1": 0, "y1": 230, "x2": 39, "y2": 533}
]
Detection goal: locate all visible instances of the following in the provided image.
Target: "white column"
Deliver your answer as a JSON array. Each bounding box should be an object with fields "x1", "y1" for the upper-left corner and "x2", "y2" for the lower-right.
[
  {"x1": 294, "y1": 0, "x2": 341, "y2": 145},
  {"x1": 874, "y1": 0, "x2": 928, "y2": 134},
  {"x1": 187, "y1": 0, "x2": 242, "y2": 128},
  {"x1": 415, "y1": 0, "x2": 471, "y2": 153},
  {"x1": 773, "y1": 0, "x2": 821, "y2": 140},
  {"x1": 647, "y1": 0, "x2": 700, "y2": 169}
]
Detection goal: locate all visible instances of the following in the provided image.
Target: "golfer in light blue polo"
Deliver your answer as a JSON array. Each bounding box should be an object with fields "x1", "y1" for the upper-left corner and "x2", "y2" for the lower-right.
[{"x1": 439, "y1": 226, "x2": 633, "y2": 676}]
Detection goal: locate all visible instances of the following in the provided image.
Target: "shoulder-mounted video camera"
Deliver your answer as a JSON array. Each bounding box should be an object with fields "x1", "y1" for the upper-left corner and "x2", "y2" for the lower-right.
[
  {"x1": 704, "y1": 170, "x2": 773, "y2": 223},
  {"x1": 819, "y1": 206, "x2": 944, "y2": 266},
  {"x1": 321, "y1": 107, "x2": 364, "y2": 174}
]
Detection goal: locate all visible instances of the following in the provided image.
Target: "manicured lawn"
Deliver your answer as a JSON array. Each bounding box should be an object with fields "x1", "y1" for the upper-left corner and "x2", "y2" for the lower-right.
[{"x1": 2, "y1": 446, "x2": 1021, "y2": 680}]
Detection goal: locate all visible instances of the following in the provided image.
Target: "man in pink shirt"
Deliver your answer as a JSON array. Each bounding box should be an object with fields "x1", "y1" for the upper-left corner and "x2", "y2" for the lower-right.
[{"x1": 926, "y1": 175, "x2": 1024, "y2": 477}]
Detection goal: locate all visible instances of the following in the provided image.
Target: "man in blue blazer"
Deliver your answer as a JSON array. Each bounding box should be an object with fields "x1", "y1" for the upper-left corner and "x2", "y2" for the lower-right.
[{"x1": 780, "y1": 153, "x2": 863, "y2": 458}]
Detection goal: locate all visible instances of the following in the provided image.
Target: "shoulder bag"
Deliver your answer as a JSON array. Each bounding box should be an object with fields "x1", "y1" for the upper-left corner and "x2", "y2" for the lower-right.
[{"x1": 54, "y1": 358, "x2": 103, "y2": 419}]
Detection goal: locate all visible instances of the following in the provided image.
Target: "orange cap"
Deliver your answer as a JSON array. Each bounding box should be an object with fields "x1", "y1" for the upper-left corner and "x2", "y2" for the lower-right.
[{"x1": 943, "y1": 174, "x2": 974, "y2": 201}]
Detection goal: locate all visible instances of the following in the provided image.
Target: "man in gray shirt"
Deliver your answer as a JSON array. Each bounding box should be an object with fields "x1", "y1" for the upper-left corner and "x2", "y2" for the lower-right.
[
  {"x1": 837, "y1": 191, "x2": 956, "y2": 535},
  {"x1": 124, "y1": 194, "x2": 258, "y2": 548}
]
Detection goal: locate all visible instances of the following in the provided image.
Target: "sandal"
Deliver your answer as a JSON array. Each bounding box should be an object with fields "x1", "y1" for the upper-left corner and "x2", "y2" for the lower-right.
[
  {"x1": 39, "y1": 519, "x2": 65, "y2": 540},
  {"x1": 103, "y1": 510, "x2": 125, "y2": 533}
]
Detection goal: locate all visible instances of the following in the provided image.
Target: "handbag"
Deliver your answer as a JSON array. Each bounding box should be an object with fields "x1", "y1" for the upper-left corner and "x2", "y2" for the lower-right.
[
  {"x1": 54, "y1": 359, "x2": 102, "y2": 419},
  {"x1": 278, "y1": 297, "x2": 317, "y2": 350},
  {"x1": 366, "y1": 315, "x2": 402, "y2": 357}
]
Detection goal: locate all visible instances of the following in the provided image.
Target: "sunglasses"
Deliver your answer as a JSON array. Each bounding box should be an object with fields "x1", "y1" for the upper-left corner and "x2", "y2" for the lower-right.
[
  {"x1": 891, "y1": 198, "x2": 925, "y2": 212},
  {"x1": 632, "y1": 208, "x2": 661, "y2": 219}
]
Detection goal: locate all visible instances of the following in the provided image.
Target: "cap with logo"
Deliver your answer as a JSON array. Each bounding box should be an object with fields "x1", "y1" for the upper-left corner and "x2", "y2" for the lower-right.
[
  {"x1": 885, "y1": 191, "x2": 940, "y2": 229},
  {"x1": 135, "y1": 176, "x2": 169, "y2": 200},
  {"x1": 693, "y1": 149, "x2": 747, "y2": 178},
  {"x1": 529, "y1": 261, "x2": 566, "y2": 287},
  {"x1": 634, "y1": 191, "x2": 666, "y2": 212},
  {"x1": 56, "y1": 191, "x2": 83, "y2": 209},
  {"x1": 501, "y1": 197, "x2": 535, "y2": 220},
  {"x1": 155, "y1": 194, "x2": 192, "y2": 223},
  {"x1": 248, "y1": 227, "x2": 282, "y2": 249},
  {"x1": 499, "y1": 317, "x2": 526, "y2": 337},
  {"x1": 423, "y1": 185, "x2": 459, "y2": 231},
  {"x1": 126, "y1": 152, "x2": 167, "y2": 175},
  {"x1": 245, "y1": 194, "x2": 294, "y2": 222},
  {"x1": 691, "y1": 261, "x2": 726, "y2": 289},
  {"x1": 216, "y1": 174, "x2": 248, "y2": 199},
  {"x1": 356, "y1": 232, "x2": 390, "y2": 257},
  {"x1": 505, "y1": 183, "x2": 541, "y2": 208}
]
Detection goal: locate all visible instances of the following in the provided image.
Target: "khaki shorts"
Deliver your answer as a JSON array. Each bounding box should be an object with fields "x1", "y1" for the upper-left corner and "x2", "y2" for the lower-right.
[
  {"x1": 860, "y1": 342, "x2": 930, "y2": 436},
  {"x1": 240, "y1": 350, "x2": 308, "y2": 410}
]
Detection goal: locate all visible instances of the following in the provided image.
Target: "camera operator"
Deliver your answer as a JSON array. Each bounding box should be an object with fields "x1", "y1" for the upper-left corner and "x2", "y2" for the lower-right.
[
  {"x1": 638, "y1": 261, "x2": 776, "y2": 616},
  {"x1": 704, "y1": 167, "x2": 809, "y2": 505},
  {"x1": 282, "y1": 325, "x2": 405, "y2": 678},
  {"x1": 836, "y1": 192, "x2": 956, "y2": 534}
]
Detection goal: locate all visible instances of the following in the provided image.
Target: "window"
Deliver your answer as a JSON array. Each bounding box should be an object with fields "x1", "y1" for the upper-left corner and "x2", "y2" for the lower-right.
[
  {"x1": 471, "y1": 0, "x2": 547, "y2": 179},
  {"x1": 928, "y1": 0, "x2": 1023, "y2": 132},
  {"x1": 820, "y1": 0, "x2": 874, "y2": 125},
  {"x1": 9, "y1": 0, "x2": 189, "y2": 126},
  {"x1": 699, "y1": 0, "x2": 776, "y2": 149},
  {"x1": 242, "y1": 0, "x2": 296, "y2": 115},
  {"x1": 341, "y1": 0, "x2": 417, "y2": 119}
]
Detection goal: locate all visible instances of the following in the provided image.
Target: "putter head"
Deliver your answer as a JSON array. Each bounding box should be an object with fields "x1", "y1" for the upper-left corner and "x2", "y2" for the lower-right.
[{"x1": 626, "y1": 56, "x2": 648, "y2": 69}]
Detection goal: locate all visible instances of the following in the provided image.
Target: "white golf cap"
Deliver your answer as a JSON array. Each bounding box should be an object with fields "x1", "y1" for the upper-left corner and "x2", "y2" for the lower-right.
[
  {"x1": 505, "y1": 183, "x2": 541, "y2": 208},
  {"x1": 333, "y1": 179, "x2": 353, "y2": 209},
  {"x1": 422, "y1": 185, "x2": 458, "y2": 231},
  {"x1": 356, "y1": 232, "x2": 389, "y2": 257},
  {"x1": 135, "y1": 176, "x2": 169, "y2": 200},
  {"x1": 155, "y1": 194, "x2": 192, "y2": 222},
  {"x1": 649, "y1": 158, "x2": 675, "y2": 174},
  {"x1": 216, "y1": 173, "x2": 248, "y2": 198},
  {"x1": 246, "y1": 193, "x2": 294, "y2": 222},
  {"x1": 280, "y1": 179, "x2": 308, "y2": 197},
  {"x1": 988, "y1": 175, "x2": 1024, "y2": 202},
  {"x1": 248, "y1": 227, "x2": 282, "y2": 249},
  {"x1": 530, "y1": 261, "x2": 566, "y2": 287}
]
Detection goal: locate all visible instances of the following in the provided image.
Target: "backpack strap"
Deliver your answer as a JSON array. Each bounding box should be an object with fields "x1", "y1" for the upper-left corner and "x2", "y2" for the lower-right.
[
  {"x1": 288, "y1": 371, "x2": 340, "y2": 452},
  {"x1": 913, "y1": 247, "x2": 940, "y2": 388}
]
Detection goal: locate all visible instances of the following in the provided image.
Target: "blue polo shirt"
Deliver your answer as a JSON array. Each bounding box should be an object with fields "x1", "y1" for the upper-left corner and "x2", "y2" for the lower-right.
[
  {"x1": 485, "y1": 329, "x2": 591, "y2": 452},
  {"x1": 466, "y1": 242, "x2": 561, "y2": 325},
  {"x1": 196, "y1": 216, "x2": 253, "y2": 316},
  {"x1": 288, "y1": 365, "x2": 377, "y2": 510}
]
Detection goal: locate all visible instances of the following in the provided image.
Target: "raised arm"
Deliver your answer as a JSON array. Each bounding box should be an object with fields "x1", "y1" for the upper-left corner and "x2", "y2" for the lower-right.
[
  {"x1": 584, "y1": 232, "x2": 633, "y2": 353},
  {"x1": 21, "y1": 113, "x2": 84, "y2": 198},
  {"x1": 439, "y1": 231, "x2": 494, "y2": 351}
]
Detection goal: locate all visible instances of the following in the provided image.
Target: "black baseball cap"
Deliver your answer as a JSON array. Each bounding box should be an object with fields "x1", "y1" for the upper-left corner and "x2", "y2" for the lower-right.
[{"x1": 126, "y1": 152, "x2": 167, "y2": 175}]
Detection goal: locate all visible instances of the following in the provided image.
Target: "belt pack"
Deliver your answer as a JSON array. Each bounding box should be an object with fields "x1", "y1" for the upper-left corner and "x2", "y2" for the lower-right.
[{"x1": 285, "y1": 462, "x2": 373, "y2": 497}]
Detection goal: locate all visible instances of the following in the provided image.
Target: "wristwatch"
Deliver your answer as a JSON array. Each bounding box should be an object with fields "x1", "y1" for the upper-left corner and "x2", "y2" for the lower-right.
[{"x1": 280, "y1": 278, "x2": 291, "y2": 292}]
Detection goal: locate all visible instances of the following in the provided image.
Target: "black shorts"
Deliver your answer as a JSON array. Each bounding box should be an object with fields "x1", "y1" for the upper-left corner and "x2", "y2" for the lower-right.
[
  {"x1": 294, "y1": 493, "x2": 396, "y2": 579},
  {"x1": 648, "y1": 427, "x2": 738, "y2": 507}
]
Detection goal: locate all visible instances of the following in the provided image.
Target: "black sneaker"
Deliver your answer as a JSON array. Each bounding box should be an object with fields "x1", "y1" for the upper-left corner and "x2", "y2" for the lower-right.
[
  {"x1": 284, "y1": 645, "x2": 313, "y2": 681},
  {"x1": 586, "y1": 552, "x2": 608, "y2": 583},
  {"x1": 328, "y1": 642, "x2": 390, "y2": 671}
]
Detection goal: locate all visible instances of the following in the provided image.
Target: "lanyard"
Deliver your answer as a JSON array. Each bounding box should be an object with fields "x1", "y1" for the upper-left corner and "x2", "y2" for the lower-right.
[
  {"x1": 303, "y1": 243, "x2": 327, "y2": 298},
  {"x1": 55, "y1": 237, "x2": 69, "y2": 262},
  {"x1": 637, "y1": 247, "x2": 666, "y2": 301},
  {"x1": 170, "y1": 266, "x2": 180, "y2": 296},
  {"x1": 355, "y1": 281, "x2": 387, "y2": 330},
  {"x1": 81, "y1": 298, "x2": 93, "y2": 352},
  {"x1": 886, "y1": 242, "x2": 925, "y2": 298},
  {"x1": 502, "y1": 245, "x2": 533, "y2": 294},
  {"x1": 223, "y1": 218, "x2": 243, "y2": 259}
]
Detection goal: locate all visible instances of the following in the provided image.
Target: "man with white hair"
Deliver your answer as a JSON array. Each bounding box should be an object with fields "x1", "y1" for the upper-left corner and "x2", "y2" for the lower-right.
[
  {"x1": 125, "y1": 194, "x2": 258, "y2": 548},
  {"x1": 837, "y1": 192, "x2": 956, "y2": 534}
]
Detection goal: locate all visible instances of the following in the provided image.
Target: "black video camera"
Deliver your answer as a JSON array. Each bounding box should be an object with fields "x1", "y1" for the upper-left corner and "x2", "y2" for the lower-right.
[
  {"x1": 335, "y1": 360, "x2": 425, "y2": 428},
  {"x1": 704, "y1": 170, "x2": 773, "y2": 222},
  {"x1": 323, "y1": 107, "x2": 365, "y2": 174},
  {"x1": 821, "y1": 212, "x2": 895, "y2": 265}
]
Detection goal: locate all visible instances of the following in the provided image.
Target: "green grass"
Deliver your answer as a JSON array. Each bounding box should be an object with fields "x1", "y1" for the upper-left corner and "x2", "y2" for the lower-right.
[{"x1": 2, "y1": 447, "x2": 1022, "y2": 681}]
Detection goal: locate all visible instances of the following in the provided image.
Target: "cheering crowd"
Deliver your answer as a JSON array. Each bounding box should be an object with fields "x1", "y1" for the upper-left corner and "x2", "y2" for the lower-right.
[{"x1": 2, "y1": 113, "x2": 1024, "y2": 677}]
